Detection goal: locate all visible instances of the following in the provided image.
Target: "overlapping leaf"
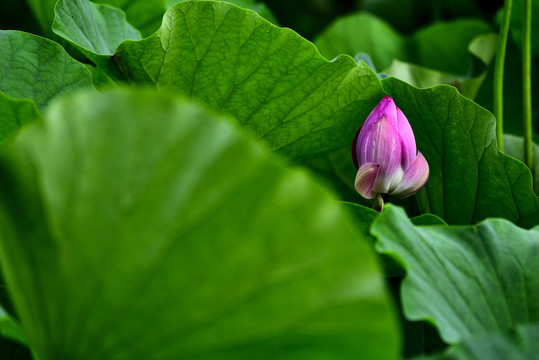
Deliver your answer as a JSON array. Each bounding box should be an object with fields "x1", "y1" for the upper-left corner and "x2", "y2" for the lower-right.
[
  {"x1": 383, "y1": 77, "x2": 539, "y2": 226},
  {"x1": 372, "y1": 205, "x2": 539, "y2": 344},
  {"x1": 0, "y1": 30, "x2": 91, "y2": 144},
  {"x1": 53, "y1": 0, "x2": 385, "y2": 161},
  {"x1": 0, "y1": 89, "x2": 399, "y2": 360},
  {"x1": 114, "y1": 1, "x2": 384, "y2": 160},
  {"x1": 52, "y1": 0, "x2": 141, "y2": 79},
  {"x1": 0, "y1": 30, "x2": 93, "y2": 112}
]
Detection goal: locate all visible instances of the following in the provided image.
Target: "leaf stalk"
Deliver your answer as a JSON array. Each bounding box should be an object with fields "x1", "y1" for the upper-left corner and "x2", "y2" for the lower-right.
[
  {"x1": 523, "y1": 0, "x2": 533, "y2": 170},
  {"x1": 494, "y1": 0, "x2": 513, "y2": 152}
]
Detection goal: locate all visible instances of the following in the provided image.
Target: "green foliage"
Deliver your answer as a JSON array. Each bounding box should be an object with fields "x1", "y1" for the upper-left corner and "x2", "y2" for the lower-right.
[
  {"x1": 503, "y1": 133, "x2": 539, "y2": 193},
  {"x1": 94, "y1": 0, "x2": 168, "y2": 37},
  {"x1": 52, "y1": 0, "x2": 141, "y2": 78},
  {"x1": 0, "y1": 89, "x2": 399, "y2": 360},
  {"x1": 0, "y1": 305, "x2": 27, "y2": 345},
  {"x1": 410, "y1": 324, "x2": 539, "y2": 360},
  {"x1": 101, "y1": 1, "x2": 385, "y2": 161},
  {"x1": 373, "y1": 205, "x2": 539, "y2": 344},
  {"x1": 4, "y1": 1, "x2": 539, "y2": 359},
  {"x1": 0, "y1": 94, "x2": 42, "y2": 147},
  {"x1": 25, "y1": 0, "x2": 57, "y2": 35},
  {"x1": 315, "y1": 14, "x2": 492, "y2": 75},
  {"x1": 432, "y1": 323, "x2": 539, "y2": 360},
  {"x1": 0, "y1": 30, "x2": 92, "y2": 144},
  {"x1": 409, "y1": 19, "x2": 492, "y2": 75},
  {"x1": 0, "y1": 30, "x2": 93, "y2": 112},
  {"x1": 314, "y1": 14, "x2": 495, "y2": 100},
  {"x1": 383, "y1": 77, "x2": 539, "y2": 227},
  {"x1": 53, "y1": 0, "x2": 142, "y2": 55},
  {"x1": 314, "y1": 13, "x2": 404, "y2": 70},
  {"x1": 172, "y1": 0, "x2": 279, "y2": 24}
]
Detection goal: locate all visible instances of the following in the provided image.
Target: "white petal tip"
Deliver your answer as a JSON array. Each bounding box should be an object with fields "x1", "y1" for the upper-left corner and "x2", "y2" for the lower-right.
[
  {"x1": 389, "y1": 152, "x2": 429, "y2": 198},
  {"x1": 354, "y1": 163, "x2": 380, "y2": 199}
]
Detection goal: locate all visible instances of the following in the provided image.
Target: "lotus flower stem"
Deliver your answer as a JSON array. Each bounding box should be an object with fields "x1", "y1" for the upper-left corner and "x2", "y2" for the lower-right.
[
  {"x1": 373, "y1": 193, "x2": 384, "y2": 213},
  {"x1": 493, "y1": 0, "x2": 513, "y2": 152},
  {"x1": 523, "y1": 0, "x2": 533, "y2": 170}
]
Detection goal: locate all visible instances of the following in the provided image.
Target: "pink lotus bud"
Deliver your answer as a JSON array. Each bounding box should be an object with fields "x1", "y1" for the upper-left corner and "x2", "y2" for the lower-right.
[{"x1": 352, "y1": 96, "x2": 429, "y2": 200}]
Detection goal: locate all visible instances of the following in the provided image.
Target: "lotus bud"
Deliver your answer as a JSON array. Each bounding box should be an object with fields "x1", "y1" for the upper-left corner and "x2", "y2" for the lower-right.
[{"x1": 352, "y1": 96, "x2": 429, "y2": 206}]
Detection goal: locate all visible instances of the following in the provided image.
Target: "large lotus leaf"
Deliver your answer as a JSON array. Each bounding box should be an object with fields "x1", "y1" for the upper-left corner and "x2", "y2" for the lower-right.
[
  {"x1": 0, "y1": 89, "x2": 399, "y2": 360},
  {"x1": 55, "y1": 1, "x2": 385, "y2": 161},
  {"x1": 372, "y1": 205, "x2": 539, "y2": 344},
  {"x1": 0, "y1": 30, "x2": 93, "y2": 112},
  {"x1": 382, "y1": 77, "x2": 539, "y2": 227},
  {"x1": 314, "y1": 14, "x2": 492, "y2": 76},
  {"x1": 52, "y1": 0, "x2": 141, "y2": 78}
]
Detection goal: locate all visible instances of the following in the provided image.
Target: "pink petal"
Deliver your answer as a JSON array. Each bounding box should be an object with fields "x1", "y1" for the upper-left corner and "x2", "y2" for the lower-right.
[
  {"x1": 364, "y1": 96, "x2": 397, "y2": 128},
  {"x1": 389, "y1": 152, "x2": 430, "y2": 198},
  {"x1": 396, "y1": 107, "x2": 417, "y2": 170},
  {"x1": 367, "y1": 96, "x2": 396, "y2": 127},
  {"x1": 354, "y1": 163, "x2": 380, "y2": 199},
  {"x1": 358, "y1": 115, "x2": 403, "y2": 193},
  {"x1": 377, "y1": 96, "x2": 398, "y2": 126},
  {"x1": 354, "y1": 96, "x2": 398, "y2": 166}
]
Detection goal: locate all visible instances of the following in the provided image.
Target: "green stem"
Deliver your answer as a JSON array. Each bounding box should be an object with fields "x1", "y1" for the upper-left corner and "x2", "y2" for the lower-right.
[
  {"x1": 494, "y1": 0, "x2": 513, "y2": 152},
  {"x1": 372, "y1": 193, "x2": 384, "y2": 213},
  {"x1": 523, "y1": 0, "x2": 533, "y2": 169}
]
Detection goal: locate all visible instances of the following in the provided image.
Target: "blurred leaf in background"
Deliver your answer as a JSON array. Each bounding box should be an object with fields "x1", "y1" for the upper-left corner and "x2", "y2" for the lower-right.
[
  {"x1": 0, "y1": 89, "x2": 400, "y2": 360},
  {"x1": 315, "y1": 13, "x2": 494, "y2": 99}
]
